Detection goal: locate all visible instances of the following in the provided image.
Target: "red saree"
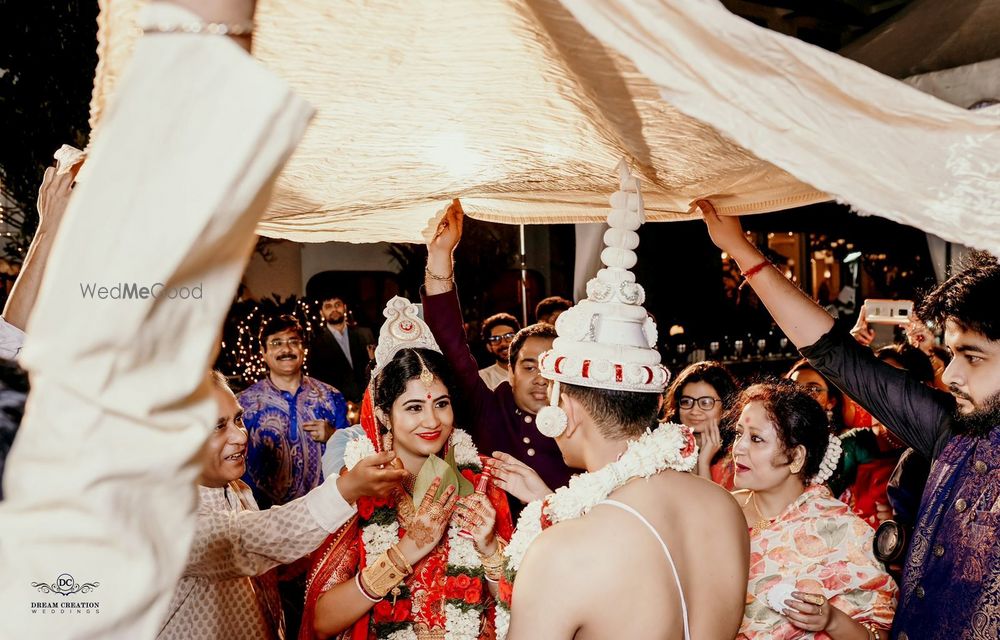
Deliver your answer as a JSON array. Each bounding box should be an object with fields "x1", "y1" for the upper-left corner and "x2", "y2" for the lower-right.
[{"x1": 300, "y1": 390, "x2": 513, "y2": 640}]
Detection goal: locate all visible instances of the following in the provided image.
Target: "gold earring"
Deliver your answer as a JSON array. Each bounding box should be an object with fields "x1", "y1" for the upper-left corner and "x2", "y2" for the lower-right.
[
  {"x1": 382, "y1": 431, "x2": 393, "y2": 451},
  {"x1": 790, "y1": 461, "x2": 803, "y2": 474}
]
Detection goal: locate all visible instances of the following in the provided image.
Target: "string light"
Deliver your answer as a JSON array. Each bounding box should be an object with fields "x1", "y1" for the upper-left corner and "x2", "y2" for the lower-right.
[{"x1": 217, "y1": 296, "x2": 323, "y2": 387}]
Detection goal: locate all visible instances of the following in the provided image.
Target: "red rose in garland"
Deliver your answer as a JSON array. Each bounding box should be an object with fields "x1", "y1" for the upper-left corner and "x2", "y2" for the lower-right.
[
  {"x1": 373, "y1": 599, "x2": 393, "y2": 622},
  {"x1": 446, "y1": 577, "x2": 465, "y2": 599},
  {"x1": 358, "y1": 499, "x2": 375, "y2": 520},
  {"x1": 464, "y1": 585, "x2": 482, "y2": 604},
  {"x1": 498, "y1": 576, "x2": 513, "y2": 604},
  {"x1": 679, "y1": 425, "x2": 697, "y2": 458}
]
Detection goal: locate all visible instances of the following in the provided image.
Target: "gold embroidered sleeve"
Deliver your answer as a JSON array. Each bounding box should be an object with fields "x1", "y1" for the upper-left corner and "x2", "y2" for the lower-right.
[{"x1": 184, "y1": 495, "x2": 342, "y2": 581}]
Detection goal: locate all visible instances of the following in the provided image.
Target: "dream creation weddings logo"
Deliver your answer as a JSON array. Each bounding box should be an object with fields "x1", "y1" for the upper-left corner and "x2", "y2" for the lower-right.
[
  {"x1": 79, "y1": 281, "x2": 203, "y2": 300},
  {"x1": 29, "y1": 573, "x2": 101, "y2": 615}
]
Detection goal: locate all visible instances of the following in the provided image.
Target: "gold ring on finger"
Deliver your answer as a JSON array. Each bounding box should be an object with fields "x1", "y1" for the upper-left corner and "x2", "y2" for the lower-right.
[{"x1": 802, "y1": 594, "x2": 825, "y2": 607}]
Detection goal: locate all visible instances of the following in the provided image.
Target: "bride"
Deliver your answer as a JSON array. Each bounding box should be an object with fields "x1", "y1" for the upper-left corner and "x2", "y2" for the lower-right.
[{"x1": 301, "y1": 297, "x2": 513, "y2": 640}]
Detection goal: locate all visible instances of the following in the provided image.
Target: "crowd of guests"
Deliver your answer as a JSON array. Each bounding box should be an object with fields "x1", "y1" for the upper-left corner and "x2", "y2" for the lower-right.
[
  {"x1": 154, "y1": 200, "x2": 991, "y2": 639},
  {"x1": 1, "y1": 2, "x2": 997, "y2": 638},
  {"x1": 2, "y1": 162, "x2": 998, "y2": 639}
]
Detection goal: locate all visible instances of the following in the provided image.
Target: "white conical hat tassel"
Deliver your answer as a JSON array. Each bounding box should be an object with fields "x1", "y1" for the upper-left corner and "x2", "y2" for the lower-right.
[{"x1": 536, "y1": 379, "x2": 568, "y2": 438}]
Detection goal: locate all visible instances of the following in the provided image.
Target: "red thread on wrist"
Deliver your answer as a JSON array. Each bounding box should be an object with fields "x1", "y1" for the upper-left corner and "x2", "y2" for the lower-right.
[
  {"x1": 739, "y1": 260, "x2": 771, "y2": 289},
  {"x1": 741, "y1": 260, "x2": 771, "y2": 279}
]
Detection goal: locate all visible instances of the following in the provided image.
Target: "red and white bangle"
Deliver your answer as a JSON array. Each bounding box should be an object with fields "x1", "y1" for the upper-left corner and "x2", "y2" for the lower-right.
[{"x1": 355, "y1": 573, "x2": 382, "y2": 603}]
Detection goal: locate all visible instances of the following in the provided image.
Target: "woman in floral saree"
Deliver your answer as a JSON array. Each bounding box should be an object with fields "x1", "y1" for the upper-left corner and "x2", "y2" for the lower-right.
[
  {"x1": 731, "y1": 382, "x2": 896, "y2": 640},
  {"x1": 300, "y1": 297, "x2": 513, "y2": 640}
]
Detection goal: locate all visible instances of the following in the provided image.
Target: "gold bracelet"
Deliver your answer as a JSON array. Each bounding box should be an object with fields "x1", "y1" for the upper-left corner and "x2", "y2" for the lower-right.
[
  {"x1": 360, "y1": 551, "x2": 407, "y2": 598},
  {"x1": 424, "y1": 266, "x2": 454, "y2": 281},
  {"x1": 143, "y1": 21, "x2": 255, "y2": 36},
  {"x1": 386, "y1": 544, "x2": 413, "y2": 576},
  {"x1": 477, "y1": 539, "x2": 506, "y2": 581}
]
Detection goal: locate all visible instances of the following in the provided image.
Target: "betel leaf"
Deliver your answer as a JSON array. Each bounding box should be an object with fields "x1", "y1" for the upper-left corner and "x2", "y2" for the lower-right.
[
  {"x1": 412, "y1": 451, "x2": 476, "y2": 508},
  {"x1": 411, "y1": 454, "x2": 454, "y2": 508},
  {"x1": 445, "y1": 445, "x2": 475, "y2": 497}
]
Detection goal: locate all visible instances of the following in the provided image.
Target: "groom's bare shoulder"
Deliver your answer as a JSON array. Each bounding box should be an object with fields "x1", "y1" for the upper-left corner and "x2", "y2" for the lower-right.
[{"x1": 508, "y1": 519, "x2": 605, "y2": 638}]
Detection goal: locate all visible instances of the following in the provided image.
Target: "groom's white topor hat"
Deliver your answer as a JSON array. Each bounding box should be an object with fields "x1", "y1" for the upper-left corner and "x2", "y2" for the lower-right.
[
  {"x1": 539, "y1": 160, "x2": 669, "y2": 394},
  {"x1": 536, "y1": 161, "x2": 669, "y2": 436}
]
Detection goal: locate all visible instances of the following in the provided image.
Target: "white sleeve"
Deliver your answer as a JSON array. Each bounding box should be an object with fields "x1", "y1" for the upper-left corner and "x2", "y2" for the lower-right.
[
  {"x1": 0, "y1": 317, "x2": 26, "y2": 361},
  {"x1": 0, "y1": 4, "x2": 313, "y2": 638}
]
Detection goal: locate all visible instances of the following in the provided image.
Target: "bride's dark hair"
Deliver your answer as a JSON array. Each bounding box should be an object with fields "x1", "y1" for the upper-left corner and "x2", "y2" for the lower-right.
[{"x1": 372, "y1": 348, "x2": 458, "y2": 419}]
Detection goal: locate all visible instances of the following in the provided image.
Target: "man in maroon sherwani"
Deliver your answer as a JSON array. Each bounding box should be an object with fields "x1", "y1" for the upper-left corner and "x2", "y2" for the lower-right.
[{"x1": 422, "y1": 201, "x2": 573, "y2": 493}]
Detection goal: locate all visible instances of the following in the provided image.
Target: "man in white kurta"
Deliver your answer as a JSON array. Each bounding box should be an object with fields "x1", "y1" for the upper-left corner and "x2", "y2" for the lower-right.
[{"x1": 0, "y1": 1, "x2": 315, "y2": 637}]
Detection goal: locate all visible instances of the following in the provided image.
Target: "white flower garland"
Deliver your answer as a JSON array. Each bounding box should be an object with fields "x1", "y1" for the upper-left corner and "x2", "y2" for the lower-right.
[
  {"x1": 450, "y1": 429, "x2": 481, "y2": 467},
  {"x1": 495, "y1": 604, "x2": 511, "y2": 640},
  {"x1": 352, "y1": 429, "x2": 487, "y2": 640},
  {"x1": 810, "y1": 433, "x2": 843, "y2": 485},
  {"x1": 344, "y1": 432, "x2": 378, "y2": 472},
  {"x1": 361, "y1": 521, "x2": 399, "y2": 558},
  {"x1": 495, "y1": 422, "x2": 697, "y2": 639}
]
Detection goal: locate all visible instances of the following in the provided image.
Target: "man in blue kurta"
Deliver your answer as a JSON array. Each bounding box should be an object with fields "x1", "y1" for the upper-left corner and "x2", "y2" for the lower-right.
[
  {"x1": 239, "y1": 314, "x2": 349, "y2": 510},
  {"x1": 702, "y1": 200, "x2": 1000, "y2": 639},
  {"x1": 238, "y1": 314, "x2": 349, "y2": 637}
]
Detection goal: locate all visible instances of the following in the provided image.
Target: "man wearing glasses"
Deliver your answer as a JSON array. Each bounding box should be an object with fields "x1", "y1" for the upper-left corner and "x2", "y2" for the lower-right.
[
  {"x1": 238, "y1": 314, "x2": 349, "y2": 511},
  {"x1": 479, "y1": 313, "x2": 521, "y2": 390},
  {"x1": 237, "y1": 314, "x2": 349, "y2": 637}
]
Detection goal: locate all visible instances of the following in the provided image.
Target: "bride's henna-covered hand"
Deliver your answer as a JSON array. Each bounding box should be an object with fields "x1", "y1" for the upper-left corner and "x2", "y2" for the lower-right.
[{"x1": 397, "y1": 477, "x2": 458, "y2": 565}]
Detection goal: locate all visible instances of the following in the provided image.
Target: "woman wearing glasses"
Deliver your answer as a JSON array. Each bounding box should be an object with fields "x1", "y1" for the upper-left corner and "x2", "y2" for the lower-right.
[{"x1": 664, "y1": 361, "x2": 739, "y2": 488}]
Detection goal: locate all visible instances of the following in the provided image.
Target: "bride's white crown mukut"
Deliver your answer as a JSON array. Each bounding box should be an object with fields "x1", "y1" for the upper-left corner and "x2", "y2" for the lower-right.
[
  {"x1": 372, "y1": 296, "x2": 441, "y2": 375},
  {"x1": 536, "y1": 160, "x2": 669, "y2": 437}
]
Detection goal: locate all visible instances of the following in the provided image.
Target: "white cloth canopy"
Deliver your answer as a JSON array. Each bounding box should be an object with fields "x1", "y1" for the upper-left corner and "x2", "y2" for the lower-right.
[{"x1": 92, "y1": 0, "x2": 1000, "y2": 254}]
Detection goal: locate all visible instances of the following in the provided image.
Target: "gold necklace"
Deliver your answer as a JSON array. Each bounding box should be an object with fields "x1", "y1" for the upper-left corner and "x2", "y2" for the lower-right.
[{"x1": 746, "y1": 491, "x2": 776, "y2": 535}]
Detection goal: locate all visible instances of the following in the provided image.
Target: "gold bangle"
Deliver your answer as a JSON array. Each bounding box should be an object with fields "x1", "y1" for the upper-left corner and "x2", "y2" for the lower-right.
[
  {"x1": 360, "y1": 551, "x2": 407, "y2": 598},
  {"x1": 386, "y1": 544, "x2": 413, "y2": 576},
  {"x1": 860, "y1": 621, "x2": 879, "y2": 640},
  {"x1": 477, "y1": 538, "x2": 506, "y2": 581}
]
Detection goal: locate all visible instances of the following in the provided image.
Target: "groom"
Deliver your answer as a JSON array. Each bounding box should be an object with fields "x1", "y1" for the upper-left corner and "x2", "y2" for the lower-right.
[{"x1": 506, "y1": 165, "x2": 748, "y2": 639}]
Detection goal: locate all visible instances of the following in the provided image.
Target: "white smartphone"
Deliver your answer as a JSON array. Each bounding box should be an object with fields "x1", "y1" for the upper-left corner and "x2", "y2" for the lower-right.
[{"x1": 864, "y1": 299, "x2": 914, "y2": 325}]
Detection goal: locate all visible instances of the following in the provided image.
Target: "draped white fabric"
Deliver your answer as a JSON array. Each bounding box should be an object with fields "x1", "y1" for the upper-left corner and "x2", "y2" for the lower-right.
[
  {"x1": 91, "y1": 1, "x2": 1000, "y2": 251},
  {"x1": 560, "y1": 0, "x2": 1000, "y2": 255},
  {"x1": 0, "y1": 4, "x2": 313, "y2": 636}
]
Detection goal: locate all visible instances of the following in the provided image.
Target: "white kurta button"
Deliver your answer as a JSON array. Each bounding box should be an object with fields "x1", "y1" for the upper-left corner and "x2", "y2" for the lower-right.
[
  {"x1": 526, "y1": 448, "x2": 536, "y2": 456},
  {"x1": 524, "y1": 415, "x2": 533, "y2": 423},
  {"x1": 523, "y1": 437, "x2": 531, "y2": 444}
]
